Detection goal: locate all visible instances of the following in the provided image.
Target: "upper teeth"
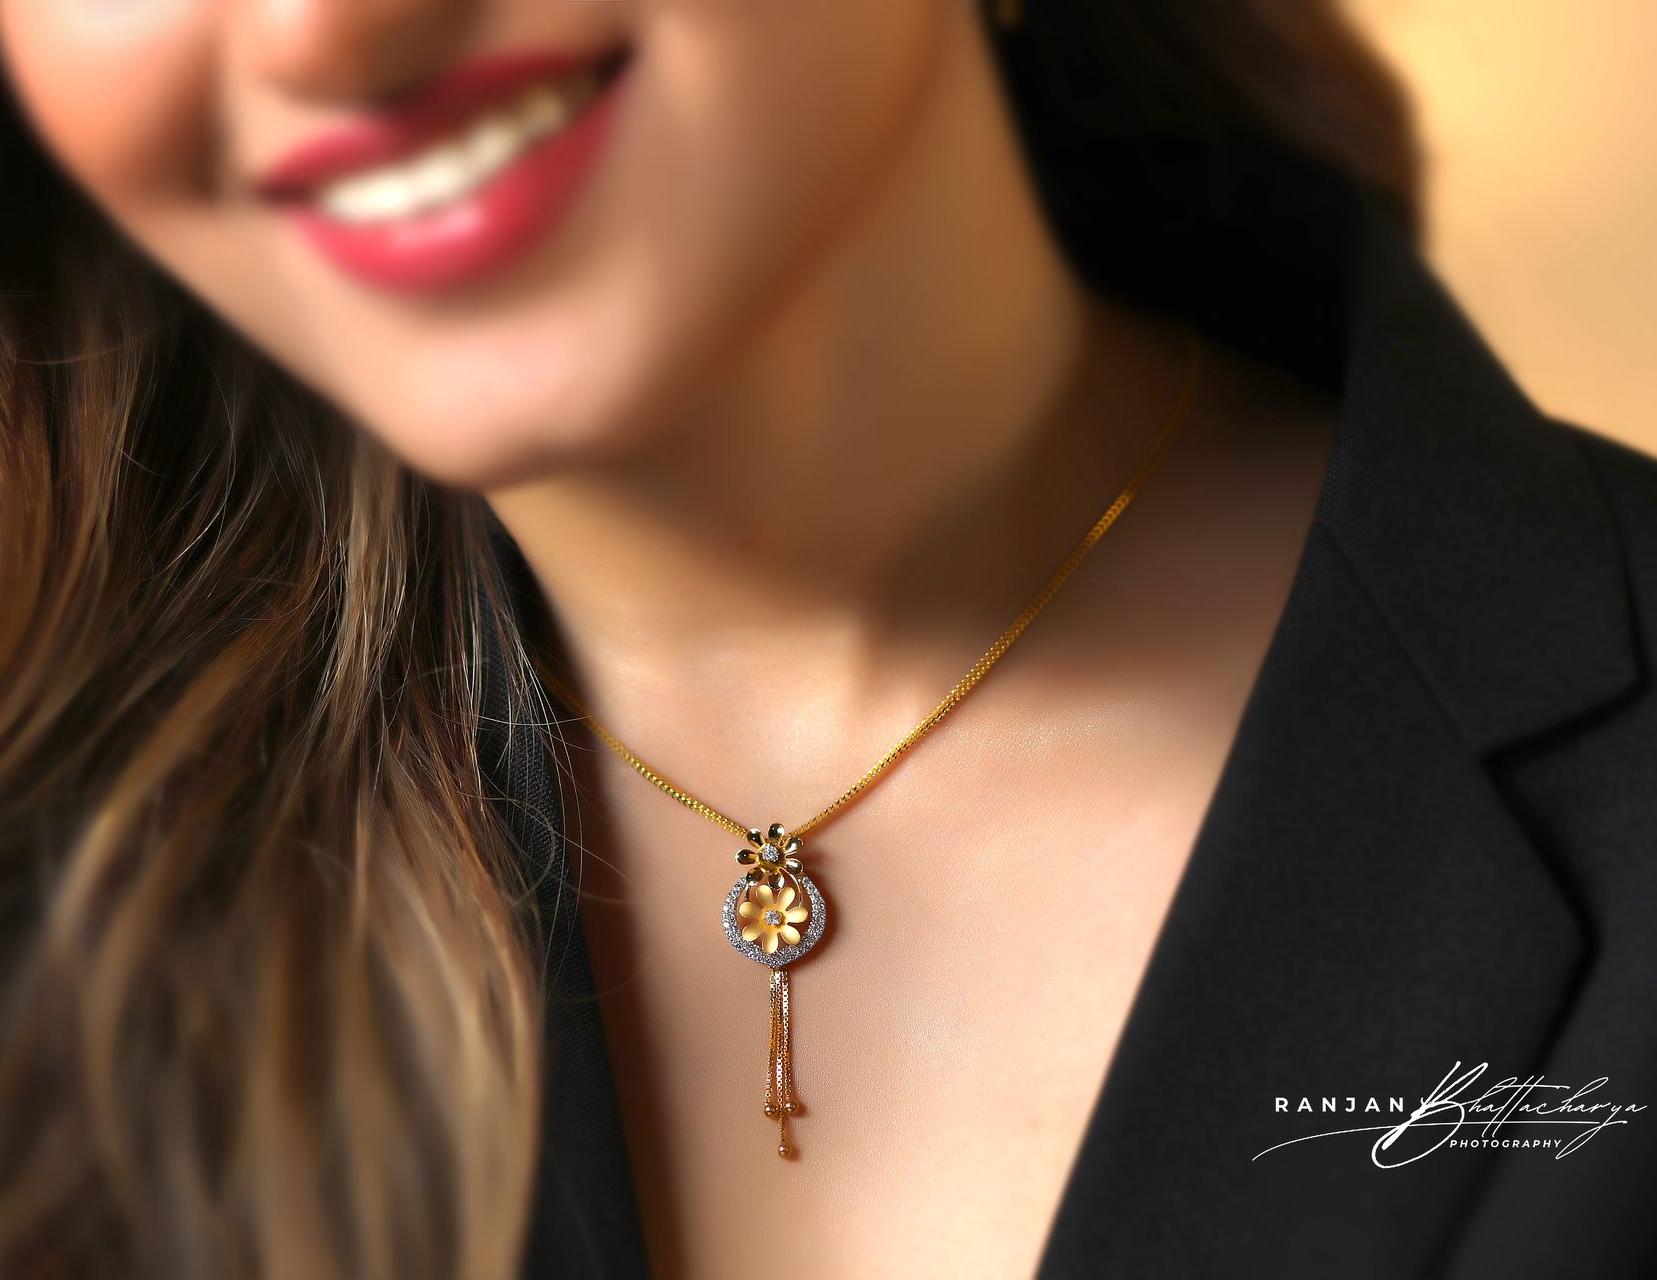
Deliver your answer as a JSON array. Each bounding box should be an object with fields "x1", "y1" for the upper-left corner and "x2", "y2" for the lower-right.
[{"x1": 316, "y1": 74, "x2": 600, "y2": 225}]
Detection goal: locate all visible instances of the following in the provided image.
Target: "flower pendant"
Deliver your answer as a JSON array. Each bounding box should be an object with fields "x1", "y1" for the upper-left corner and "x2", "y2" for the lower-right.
[{"x1": 722, "y1": 823, "x2": 827, "y2": 1156}]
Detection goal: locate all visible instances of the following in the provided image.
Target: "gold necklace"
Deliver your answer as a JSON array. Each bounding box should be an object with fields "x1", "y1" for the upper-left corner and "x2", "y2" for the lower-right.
[{"x1": 534, "y1": 333, "x2": 1204, "y2": 1159}]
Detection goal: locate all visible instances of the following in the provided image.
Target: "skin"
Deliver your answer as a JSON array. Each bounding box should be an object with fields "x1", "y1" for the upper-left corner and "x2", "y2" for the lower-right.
[{"x1": 2, "y1": 1, "x2": 1337, "y2": 1274}]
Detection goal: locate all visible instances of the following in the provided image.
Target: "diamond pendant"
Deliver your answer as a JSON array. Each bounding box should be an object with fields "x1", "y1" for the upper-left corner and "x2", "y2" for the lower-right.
[{"x1": 722, "y1": 823, "x2": 827, "y2": 1157}]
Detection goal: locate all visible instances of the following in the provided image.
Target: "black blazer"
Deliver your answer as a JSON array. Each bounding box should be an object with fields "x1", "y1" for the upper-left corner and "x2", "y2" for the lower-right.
[{"x1": 480, "y1": 190, "x2": 1657, "y2": 1279}]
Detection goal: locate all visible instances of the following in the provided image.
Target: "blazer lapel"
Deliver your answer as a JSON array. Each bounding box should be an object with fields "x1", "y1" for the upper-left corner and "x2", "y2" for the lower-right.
[{"x1": 1038, "y1": 197, "x2": 1639, "y2": 1277}]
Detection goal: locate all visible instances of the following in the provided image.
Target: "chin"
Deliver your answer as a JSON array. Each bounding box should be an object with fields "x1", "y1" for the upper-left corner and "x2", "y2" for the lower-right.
[{"x1": 344, "y1": 347, "x2": 673, "y2": 492}]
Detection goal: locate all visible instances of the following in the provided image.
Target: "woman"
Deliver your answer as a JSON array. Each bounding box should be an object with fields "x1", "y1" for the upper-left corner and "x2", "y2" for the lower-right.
[{"x1": 2, "y1": 1, "x2": 1653, "y2": 1277}]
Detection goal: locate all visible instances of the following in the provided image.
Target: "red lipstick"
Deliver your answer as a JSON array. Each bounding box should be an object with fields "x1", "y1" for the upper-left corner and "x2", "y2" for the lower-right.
[{"x1": 256, "y1": 50, "x2": 628, "y2": 293}]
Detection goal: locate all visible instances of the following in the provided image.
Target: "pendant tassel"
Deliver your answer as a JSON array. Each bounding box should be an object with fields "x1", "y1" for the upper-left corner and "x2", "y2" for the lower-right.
[{"x1": 765, "y1": 968, "x2": 800, "y2": 1156}]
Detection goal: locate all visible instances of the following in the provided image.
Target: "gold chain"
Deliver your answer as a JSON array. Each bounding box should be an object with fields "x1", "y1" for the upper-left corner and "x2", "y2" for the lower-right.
[{"x1": 533, "y1": 332, "x2": 1204, "y2": 841}]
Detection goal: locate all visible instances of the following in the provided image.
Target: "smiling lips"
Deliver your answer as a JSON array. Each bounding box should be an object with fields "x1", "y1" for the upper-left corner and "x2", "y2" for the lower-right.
[{"x1": 256, "y1": 50, "x2": 628, "y2": 292}]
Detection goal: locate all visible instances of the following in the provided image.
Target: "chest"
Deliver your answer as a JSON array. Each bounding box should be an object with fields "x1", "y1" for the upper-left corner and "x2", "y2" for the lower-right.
[{"x1": 571, "y1": 695, "x2": 1237, "y2": 1278}]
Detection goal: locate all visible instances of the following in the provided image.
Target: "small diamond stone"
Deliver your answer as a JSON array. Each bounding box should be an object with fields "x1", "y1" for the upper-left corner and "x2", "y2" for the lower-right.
[
  {"x1": 764, "y1": 909, "x2": 784, "y2": 927},
  {"x1": 759, "y1": 845, "x2": 781, "y2": 865}
]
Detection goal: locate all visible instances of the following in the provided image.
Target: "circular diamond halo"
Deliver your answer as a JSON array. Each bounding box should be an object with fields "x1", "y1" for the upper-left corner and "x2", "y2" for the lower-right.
[{"x1": 723, "y1": 874, "x2": 826, "y2": 968}]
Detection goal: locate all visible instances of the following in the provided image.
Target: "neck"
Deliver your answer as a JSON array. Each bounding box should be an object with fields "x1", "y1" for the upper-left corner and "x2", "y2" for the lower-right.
[{"x1": 485, "y1": 12, "x2": 1183, "y2": 733}]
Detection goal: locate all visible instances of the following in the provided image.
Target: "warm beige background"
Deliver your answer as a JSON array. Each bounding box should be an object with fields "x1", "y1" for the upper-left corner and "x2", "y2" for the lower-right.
[{"x1": 1348, "y1": 0, "x2": 1657, "y2": 452}]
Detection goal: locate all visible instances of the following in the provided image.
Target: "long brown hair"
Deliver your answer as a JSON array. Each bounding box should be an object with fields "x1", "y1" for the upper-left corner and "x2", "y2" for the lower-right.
[{"x1": 0, "y1": 4, "x2": 1417, "y2": 1276}]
